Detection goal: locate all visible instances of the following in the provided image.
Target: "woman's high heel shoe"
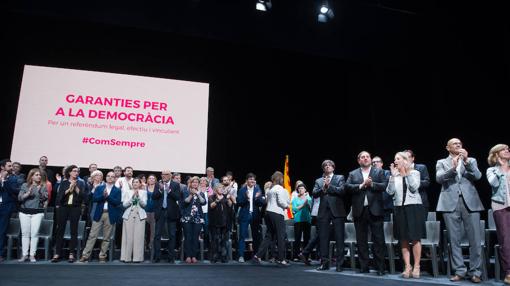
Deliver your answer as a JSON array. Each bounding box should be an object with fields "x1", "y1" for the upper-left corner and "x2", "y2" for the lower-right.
[
  {"x1": 402, "y1": 264, "x2": 412, "y2": 278},
  {"x1": 412, "y1": 265, "x2": 420, "y2": 279}
]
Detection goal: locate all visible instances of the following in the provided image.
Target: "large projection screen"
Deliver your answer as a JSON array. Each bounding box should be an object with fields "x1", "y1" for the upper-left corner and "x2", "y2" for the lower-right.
[{"x1": 11, "y1": 65, "x2": 209, "y2": 173}]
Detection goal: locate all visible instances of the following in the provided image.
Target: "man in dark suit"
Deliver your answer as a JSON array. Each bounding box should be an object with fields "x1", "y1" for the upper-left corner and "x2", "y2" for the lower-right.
[
  {"x1": 236, "y1": 173, "x2": 265, "y2": 262},
  {"x1": 372, "y1": 156, "x2": 392, "y2": 221},
  {"x1": 312, "y1": 159, "x2": 347, "y2": 271},
  {"x1": 0, "y1": 159, "x2": 21, "y2": 262},
  {"x1": 405, "y1": 150, "x2": 431, "y2": 210},
  {"x1": 346, "y1": 151, "x2": 388, "y2": 275},
  {"x1": 152, "y1": 170, "x2": 181, "y2": 263}
]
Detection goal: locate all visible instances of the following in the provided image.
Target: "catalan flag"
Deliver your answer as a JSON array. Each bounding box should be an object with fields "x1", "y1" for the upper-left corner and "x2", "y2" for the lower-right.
[{"x1": 284, "y1": 155, "x2": 293, "y2": 219}]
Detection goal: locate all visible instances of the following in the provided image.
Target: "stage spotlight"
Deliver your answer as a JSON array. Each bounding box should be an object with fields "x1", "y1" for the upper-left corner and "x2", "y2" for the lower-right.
[
  {"x1": 317, "y1": 0, "x2": 334, "y2": 23},
  {"x1": 256, "y1": 0, "x2": 272, "y2": 12}
]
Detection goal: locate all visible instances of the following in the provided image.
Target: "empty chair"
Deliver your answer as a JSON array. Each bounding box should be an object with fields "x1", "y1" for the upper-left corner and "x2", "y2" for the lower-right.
[
  {"x1": 427, "y1": 212, "x2": 437, "y2": 221},
  {"x1": 94, "y1": 224, "x2": 116, "y2": 262},
  {"x1": 6, "y1": 218, "x2": 21, "y2": 260},
  {"x1": 421, "y1": 221, "x2": 441, "y2": 277},
  {"x1": 344, "y1": 222, "x2": 357, "y2": 269},
  {"x1": 36, "y1": 219, "x2": 54, "y2": 260},
  {"x1": 63, "y1": 220, "x2": 86, "y2": 259},
  {"x1": 383, "y1": 221, "x2": 398, "y2": 274},
  {"x1": 485, "y1": 209, "x2": 497, "y2": 261},
  {"x1": 286, "y1": 225, "x2": 295, "y2": 259},
  {"x1": 43, "y1": 212, "x2": 54, "y2": 220}
]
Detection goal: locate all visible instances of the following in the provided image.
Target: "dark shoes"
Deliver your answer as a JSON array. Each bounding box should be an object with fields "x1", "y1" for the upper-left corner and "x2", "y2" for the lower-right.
[
  {"x1": 377, "y1": 270, "x2": 386, "y2": 276},
  {"x1": 298, "y1": 253, "x2": 311, "y2": 266},
  {"x1": 358, "y1": 268, "x2": 370, "y2": 274},
  {"x1": 250, "y1": 256, "x2": 261, "y2": 265},
  {"x1": 316, "y1": 261, "x2": 330, "y2": 271},
  {"x1": 336, "y1": 265, "x2": 343, "y2": 272},
  {"x1": 450, "y1": 275, "x2": 463, "y2": 282},
  {"x1": 51, "y1": 255, "x2": 60, "y2": 263}
]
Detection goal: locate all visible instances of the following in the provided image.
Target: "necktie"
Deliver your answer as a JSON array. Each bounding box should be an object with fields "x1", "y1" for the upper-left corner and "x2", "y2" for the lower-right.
[
  {"x1": 163, "y1": 183, "x2": 168, "y2": 208},
  {"x1": 401, "y1": 176, "x2": 407, "y2": 206},
  {"x1": 456, "y1": 159, "x2": 464, "y2": 181}
]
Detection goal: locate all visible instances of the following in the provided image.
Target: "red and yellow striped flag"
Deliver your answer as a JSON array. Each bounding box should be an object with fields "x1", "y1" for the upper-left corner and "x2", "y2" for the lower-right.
[{"x1": 284, "y1": 155, "x2": 293, "y2": 219}]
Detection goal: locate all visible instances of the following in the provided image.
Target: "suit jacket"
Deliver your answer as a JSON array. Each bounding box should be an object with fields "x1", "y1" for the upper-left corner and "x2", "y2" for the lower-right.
[
  {"x1": 237, "y1": 184, "x2": 265, "y2": 222},
  {"x1": 436, "y1": 157, "x2": 484, "y2": 212},
  {"x1": 55, "y1": 179, "x2": 87, "y2": 207},
  {"x1": 414, "y1": 163, "x2": 431, "y2": 209},
  {"x1": 153, "y1": 180, "x2": 181, "y2": 221},
  {"x1": 380, "y1": 169, "x2": 394, "y2": 210},
  {"x1": 92, "y1": 184, "x2": 122, "y2": 224},
  {"x1": 346, "y1": 167, "x2": 388, "y2": 218},
  {"x1": 0, "y1": 175, "x2": 21, "y2": 213},
  {"x1": 312, "y1": 174, "x2": 347, "y2": 218}
]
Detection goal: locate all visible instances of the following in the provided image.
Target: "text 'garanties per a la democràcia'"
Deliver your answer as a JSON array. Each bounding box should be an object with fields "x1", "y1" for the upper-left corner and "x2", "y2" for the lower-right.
[{"x1": 54, "y1": 94, "x2": 175, "y2": 125}]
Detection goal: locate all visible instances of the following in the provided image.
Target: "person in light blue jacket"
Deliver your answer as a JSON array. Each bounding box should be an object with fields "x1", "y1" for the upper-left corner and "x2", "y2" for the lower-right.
[{"x1": 486, "y1": 144, "x2": 510, "y2": 284}]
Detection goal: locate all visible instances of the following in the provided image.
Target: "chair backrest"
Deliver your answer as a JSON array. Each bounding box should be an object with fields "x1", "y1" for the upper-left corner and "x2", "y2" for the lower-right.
[
  {"x1": 488, "y1": 209, "x2": 496, "y2": 231},
  {"x1": 44, "y1": 212, "x2": 54, "y2": 220},
  {"x1": 64, "y1": 220, "x2": 87, "y2": 240},
  {"x1": 236, "y1": 224, "x2": 253, "y2": 241},
  {"x1": 161, "y1": 222, "x2": 169, "y2": 240},
  {"x1": 383, "y1": 221, "x2": 397, "y2": 244},
  {"x1": 459, "y1": 220, "x2": 485, "y2": 246},
  {"x1": 37, "y1": 219, "x2": 54, "y2": 238},
  {"x1": 427, "y1": 212, "x2": 437, "y2": 221},
  {"x1": 422, "y1": 221, "x2": 440, "y2": 245},
  {"x1": 344, "y1": 223, "x2": 356, "y2": 244},
  {"x1": 97, "y1": 224, "x2": 116, "y2": 240},
  {"x1": 310, "y1": 225, "x2": 317, "y2": 241},
  {"x1": 7, "y1": 218, "x2": 21, "y2": 237},
  {"x1": 77, "y1": 220, "x2": 86, "y2": 240},
  {"x1": 286, "y1": 225, "x2": 295, "y2": 242}
]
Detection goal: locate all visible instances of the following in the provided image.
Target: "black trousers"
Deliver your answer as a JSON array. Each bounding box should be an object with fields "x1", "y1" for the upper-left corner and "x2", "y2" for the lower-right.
[
  {"x1": 294, "y1": 221, "x2": 311, "y2": 257},
  {"x1": 154, "y1": 211, "x2": 177, "y2": 260},
  {"x1": 55, "y1": 206, "x2": 81, "y2": 256},
  {"x1": 354, "y1": 206, "x2": 385, "y2": 271},
  {"x1": 303, "y1": 216, "x2": 319, "y2": 257},
  {"x1": 256, "y1": 212, "x2": 286, "y2": 261},
  {"x1": 318, "y1": 212, "x2": 344, "y2": 265},
  {"x1": 209, "y1": 226, "x2": 228, "y2": 261}
]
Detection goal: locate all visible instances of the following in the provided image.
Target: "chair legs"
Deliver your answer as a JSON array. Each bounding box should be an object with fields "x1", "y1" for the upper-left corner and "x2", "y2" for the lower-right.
[
  {"x1": 495, "y1": 245, "x2": 501, "y2": 281},
  {"x1": 431, "y1": 245, "x2": 439, "y2": 278},
  {"x1": 387, "y1": 243, "x2": 395, "y2": 274},
  {"x1": 6, "y1": 237, "x2": 13, "y2": 260}
]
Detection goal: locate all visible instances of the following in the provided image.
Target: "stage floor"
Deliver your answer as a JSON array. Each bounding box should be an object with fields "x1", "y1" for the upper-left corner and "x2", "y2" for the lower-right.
[{"x1": 0, "y1": 261, "x2": 502, "y2": 286}]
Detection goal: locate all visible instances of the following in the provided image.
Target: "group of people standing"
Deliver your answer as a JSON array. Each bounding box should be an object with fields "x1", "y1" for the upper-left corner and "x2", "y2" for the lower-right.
[{"x1": 0, "y1": 138, "x2": 509, "y2": 285}]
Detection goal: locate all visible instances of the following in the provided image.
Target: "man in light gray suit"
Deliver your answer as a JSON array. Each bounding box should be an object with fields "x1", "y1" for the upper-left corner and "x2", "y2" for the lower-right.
[{"x1": 436, "y1": 138, "x2": 484, "y2": 283}]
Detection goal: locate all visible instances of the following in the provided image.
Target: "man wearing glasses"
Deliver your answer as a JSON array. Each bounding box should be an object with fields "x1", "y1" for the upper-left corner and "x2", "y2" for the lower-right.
[
  {"x1": 153, "y1": 170, "x2": 181, "y2": 263},
  {"x1": 372, "y1": 156, "x2": 392, "y2": 221}
]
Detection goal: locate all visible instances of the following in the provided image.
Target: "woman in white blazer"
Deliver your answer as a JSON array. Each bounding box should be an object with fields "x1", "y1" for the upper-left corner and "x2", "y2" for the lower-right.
[{"x1": 121, "y1": 177, "x2": 147, "y2": 263}]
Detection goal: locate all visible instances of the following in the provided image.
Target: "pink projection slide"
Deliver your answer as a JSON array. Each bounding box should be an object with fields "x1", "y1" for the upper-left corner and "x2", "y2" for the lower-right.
[{"x1": 11, "y1": 65, "x2": 209, "y2": 173}]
